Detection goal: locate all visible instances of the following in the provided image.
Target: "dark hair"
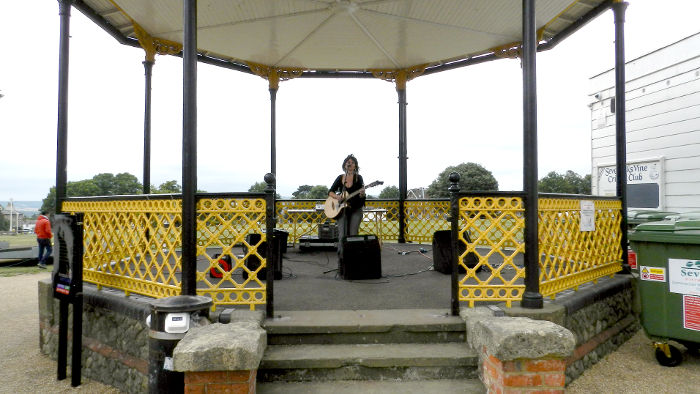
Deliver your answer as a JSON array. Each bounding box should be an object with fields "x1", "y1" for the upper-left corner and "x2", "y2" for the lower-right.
[
  {"x1": 40, "y1": 210, "x2": 47, "y2": 215},
  {"x1": 342, "y1": 154, "x2": 359, "y2": 172}
]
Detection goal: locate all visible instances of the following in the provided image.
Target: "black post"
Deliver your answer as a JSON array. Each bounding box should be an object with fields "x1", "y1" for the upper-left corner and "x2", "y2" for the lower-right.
[
  {"x1": 57, "y1": 299, "x2": 69, "y2": 380},
  {"x1": 70, "y1": 214, "x2": 84, "y2": 387},
  {"x1": 521, "y1": 0, "x2": 543, "y2": 309},
  {"x1": 143, "y1": 60, "x2": 154, "y2": 194},
  {"x1": 55, "y1": 1, "x2": 72, "y2": 381},
  {"x1": 181, "y1": 0, "x2": 198, "y2": 295},
  {"x1": 264, "y1": 173, "x2": 276, "y2": 318},
  {"x1": 448, "y1": 172, "x2": 461, "y2": 316},
  {"x1": 270, "y1": 86, "x2": 278, "y2": 184},
  {"x1": 397, "y1": 85, "x2": 407, "y2": 243},
  {"x1": 52, "y1": 213, "x2": 84, "y2": 385},
  {"x1": 55, "y1": 0, "x2": 71, "y2": 214},
  {"x1": 613, "y1": 1, "x2": 629, "y2": 271}
]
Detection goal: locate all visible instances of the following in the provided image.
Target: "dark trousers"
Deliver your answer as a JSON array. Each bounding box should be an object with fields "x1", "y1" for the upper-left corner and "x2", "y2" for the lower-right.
[
  {"x1": 37, "y1": 238, "x2": 52, "y2": 265},
  {"x1": 337, "y1": 208, "x2": 363, "y2": 258}
]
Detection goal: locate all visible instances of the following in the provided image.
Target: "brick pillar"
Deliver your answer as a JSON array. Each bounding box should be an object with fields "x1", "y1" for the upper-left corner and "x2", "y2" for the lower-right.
[
  {"x1": 480, "y1": 348, "x2": 566, "y2": 393},
  {"x1": 184, "y1": 370, "x2": 257, "y2": 394},
  {"x1": 462, "y1": 310, "x2": 575, "y2": 394}
]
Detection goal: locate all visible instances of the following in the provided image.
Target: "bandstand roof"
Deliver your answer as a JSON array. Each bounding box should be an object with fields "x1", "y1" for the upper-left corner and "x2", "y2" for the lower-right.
[{"x1": 75, "y1": 0, "x2": 610, "y2": 77}]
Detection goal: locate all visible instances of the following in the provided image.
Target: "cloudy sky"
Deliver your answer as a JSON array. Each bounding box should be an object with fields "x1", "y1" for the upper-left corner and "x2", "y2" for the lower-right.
[{"x1": 1, "y1": 1, "x2": 699, "y2": 201}]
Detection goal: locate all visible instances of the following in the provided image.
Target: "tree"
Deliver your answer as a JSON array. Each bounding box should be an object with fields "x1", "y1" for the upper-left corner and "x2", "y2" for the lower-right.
[
  {"x1": 92, "y1": 173, "x2": 115, "y2": 195},
  {"x1": 538, "y1": 170, "x2": 591, "y2": 194},
  {"x1": 40, "y1": 172, "x2": 144, "y2": 214},
  {"x1": 308, "y1": 185, "x2": 329, "y2": 199},
  {"x1": 154, "y1": 180, "x2": 182, "y2": 194},
  {"x1": 292, "y1": 185, "x2": 313, "y2": 199},
  {"x1": 426, "y1": 162, "x2": 499, "y2": 198},
  {"x1": 248, "y1": 182, "x2": 266, "y2": 193},
  {"x1": 0, "y1": 212, "x2": 9, "y2": 231},
  {"x1": 247, "y1": 182, "x2": 280, "y2": 198},
  {"x1": 113, "y1": 173, "x2": 142, "y2": 195},
  {"x1": 379, "y1": 185, "x2": 399, "y2": 199}
]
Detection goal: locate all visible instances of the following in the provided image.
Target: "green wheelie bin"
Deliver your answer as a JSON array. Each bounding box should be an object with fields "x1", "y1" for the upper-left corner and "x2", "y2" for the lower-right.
[
  {"x1": 627, "y1": 210, "x2": 678, "y2": 229},
  {"x1": 628, "y1": 219, "x2": 700, "y2": 366}
]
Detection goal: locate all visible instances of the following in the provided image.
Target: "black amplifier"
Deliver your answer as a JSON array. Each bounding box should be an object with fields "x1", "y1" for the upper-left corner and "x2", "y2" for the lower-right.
[{"x1": 319, "y1": 222, "x2": 339, "y2": 240}]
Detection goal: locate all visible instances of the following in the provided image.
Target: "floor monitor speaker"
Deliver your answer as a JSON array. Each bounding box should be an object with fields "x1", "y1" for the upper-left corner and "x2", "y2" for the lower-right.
[
  {"x1": 432, "y1": 230, "x2": 479, "y2": 274},
  {"x1": 341, "y1": 234, "x2": 381, "y2": 280}
]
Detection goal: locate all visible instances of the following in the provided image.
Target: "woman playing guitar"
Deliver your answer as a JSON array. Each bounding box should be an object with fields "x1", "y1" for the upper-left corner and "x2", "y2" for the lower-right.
[{"x1": 328, "y1": 154, "x2": 366, "y2": 261}]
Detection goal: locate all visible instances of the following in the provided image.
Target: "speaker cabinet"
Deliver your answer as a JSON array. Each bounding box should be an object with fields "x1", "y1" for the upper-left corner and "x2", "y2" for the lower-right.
[
  {"x1": 341, "y1": 234, "x2": 382, "y2": 280},
  {"x1": 243, "y1": 233, "x2": 283, "y2": 280},
  {"x1": 432, "y1": 230, "x2": 479, "y2": 274}
]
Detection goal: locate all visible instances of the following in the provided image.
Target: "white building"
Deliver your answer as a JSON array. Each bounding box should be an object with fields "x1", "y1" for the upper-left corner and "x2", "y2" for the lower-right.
[{"x1": 589, "y1": 32, "x2": 700, "y2": 212}]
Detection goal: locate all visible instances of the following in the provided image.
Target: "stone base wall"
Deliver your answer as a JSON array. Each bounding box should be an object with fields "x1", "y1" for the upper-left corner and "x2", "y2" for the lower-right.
[
  {"x1": 559, "y1": 276, "x2": 640, "y2": 384},
  {"x1": 38, "y1": 279, "x2": 150, "y2": 393},
  {"x1": 502, "y1": 275, "x2": 639, "y2": 386}
]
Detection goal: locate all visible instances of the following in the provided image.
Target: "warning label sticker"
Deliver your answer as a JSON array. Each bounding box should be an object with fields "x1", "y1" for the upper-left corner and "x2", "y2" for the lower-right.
[
  {"x1": 640, "y1": 266, "x2": 666, "y2": 282},
  {"x1": 683, "y1": 295, "x2": 700, "y2": 332}
]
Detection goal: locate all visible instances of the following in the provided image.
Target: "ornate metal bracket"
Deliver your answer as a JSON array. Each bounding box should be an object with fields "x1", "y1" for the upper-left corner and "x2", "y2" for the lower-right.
[
  {"x1": 370, "y1": 64, "x2": 428, "y2": 90},
  {"x1": 246, "y1": 61, "x2": 305, "y2": 90},
  {"x1": 133, "y1": 23, "x2": 183, "y2": 62}
]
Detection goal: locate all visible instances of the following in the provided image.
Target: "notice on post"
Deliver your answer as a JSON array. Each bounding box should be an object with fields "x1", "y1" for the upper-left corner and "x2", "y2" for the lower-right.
[{"x1": 580, "y1": 200, "x2": 595, "y2": 232}]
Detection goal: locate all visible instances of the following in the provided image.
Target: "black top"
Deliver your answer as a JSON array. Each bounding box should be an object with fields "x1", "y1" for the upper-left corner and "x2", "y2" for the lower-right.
[{"x1": 329, "y1": 173, "x2": 366, "y2": 212}]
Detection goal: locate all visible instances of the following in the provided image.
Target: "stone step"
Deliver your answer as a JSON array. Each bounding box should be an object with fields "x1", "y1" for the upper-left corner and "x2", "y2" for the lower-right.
[
  {"x1": 259, "y1": 342, "x2": 478, "y2": 382},
  {"x1": 257, "y1": 378, "x2": 486, "y2": 393},
  {"x1": 264, "y1": 309, "x2": 466, "y2": 345}
]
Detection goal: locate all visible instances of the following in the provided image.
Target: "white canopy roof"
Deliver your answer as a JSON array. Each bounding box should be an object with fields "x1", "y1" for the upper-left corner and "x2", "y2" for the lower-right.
[{"x1": 77, "y1": 0, "x2": 609, "y2": 75}]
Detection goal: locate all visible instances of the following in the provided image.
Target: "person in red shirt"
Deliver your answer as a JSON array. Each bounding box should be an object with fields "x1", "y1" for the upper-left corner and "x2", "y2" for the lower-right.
[{"x1": 34, "y1": 210, "x2": 52, "y2": 269}]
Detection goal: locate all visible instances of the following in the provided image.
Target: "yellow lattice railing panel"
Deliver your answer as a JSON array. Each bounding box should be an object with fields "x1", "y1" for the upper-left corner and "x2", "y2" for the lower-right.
[
  {"x1": 538, "y1": 197, "x2": 623, "y2": 298},
  {"x1": 457, "y1": 196, "x2": 526, "y2": 307},
  {"x1": 275, "y1": 200, "x2": 327, "y2": 244},
  {"x1": 64, "y1": 195, "x2": 271, "y2": 311},
  {"x1": 403, "y1": 200, "x2": 450, "y2": 243},
  {"x1": 196, "y1": 197, "x2": 268, "y2": 310},
  {"x1": 364, "y1": 200, "x2": 400, "y2": 240},
  {"x1": 63, "y1": 199, "x2": 184, "y2": 299}
]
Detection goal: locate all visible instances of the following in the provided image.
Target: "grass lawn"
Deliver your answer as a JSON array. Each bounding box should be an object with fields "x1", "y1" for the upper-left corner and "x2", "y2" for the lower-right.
[
  {"x1": 0, "y1": 233, "x2": 36, "y2": 248},
  {"x1": 0, "y1": 263, "x2": 52, "y2": 277}
]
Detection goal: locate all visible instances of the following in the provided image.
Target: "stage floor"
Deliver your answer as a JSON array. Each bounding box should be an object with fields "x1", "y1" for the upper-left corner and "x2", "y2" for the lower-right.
[{"x1": 271, "y1": 242, "x2": 519, "y2": 311}]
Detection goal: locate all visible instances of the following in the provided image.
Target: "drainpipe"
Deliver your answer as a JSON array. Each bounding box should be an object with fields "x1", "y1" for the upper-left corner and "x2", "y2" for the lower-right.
[{"x1": 613, "y1": 1, "x2": 629, "y2": 271}]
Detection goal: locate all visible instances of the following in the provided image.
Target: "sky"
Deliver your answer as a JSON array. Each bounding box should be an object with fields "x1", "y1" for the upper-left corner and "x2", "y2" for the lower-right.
[{"x1": 1, "y1": 1, "x2": 699, "y2": 201}]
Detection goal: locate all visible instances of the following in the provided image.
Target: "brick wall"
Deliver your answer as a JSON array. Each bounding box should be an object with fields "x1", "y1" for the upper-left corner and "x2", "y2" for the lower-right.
[
  {"x1": 480, "y1": 346, "x2": 567, "y2": 393},
  {"x1": 184, "y1": 370, "x2": 257, "y2": 394}
]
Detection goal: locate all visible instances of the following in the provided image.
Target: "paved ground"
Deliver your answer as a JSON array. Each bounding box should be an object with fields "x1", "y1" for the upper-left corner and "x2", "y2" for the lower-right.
[
  {"x1": 2, "y1": 243, "x2": 699, "y2": 393},
  {"x1": 0, "y1": 272, "x2": 118, "y2": 393}
]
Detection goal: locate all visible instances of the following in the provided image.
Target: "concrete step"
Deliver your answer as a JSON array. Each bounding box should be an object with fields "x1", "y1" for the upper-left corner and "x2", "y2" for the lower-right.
[
  {"x1": 257, "y1": 379, "x2": 486, "y2": 393},
  {"x1": 264, "y1": 309, "x2": 466, "y2": 345},
  {"x1": 259, "y1": 342, "x2": 478, "y2": 382}
]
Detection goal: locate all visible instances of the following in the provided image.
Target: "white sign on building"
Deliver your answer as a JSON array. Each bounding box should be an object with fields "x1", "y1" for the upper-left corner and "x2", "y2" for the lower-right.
[{"x1": 595, "y1": 158, "x2": 664, "y2": 209}]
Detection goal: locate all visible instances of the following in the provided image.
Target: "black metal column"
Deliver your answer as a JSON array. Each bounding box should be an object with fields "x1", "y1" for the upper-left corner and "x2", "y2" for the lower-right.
[
  {"x1": 521, "y1": 0, "x2": 543, "y2": 309},
  {"x1": 613, "y1": 1, "x2": 629, "y2": 270},
  {"x1": 449, "y1": 172, "x2": 461, "y2": 316},
  {"x1": 270, "y1": 86, "x2": 278, "y2": 181},
  {"x1": 143, "y1": 60, "x2": 154, "y2": 194},
  {"x1": 181, "y1": 0, "x2": 198, "y2": 295},
  {"x1": 264, "y1": 173, "x2": 276, "y2": 318},
  {"x1": 397, "y1": 85, "x2": 407, "y2": 243},
  {"x1": 55, "y1": 0, "x2": 72, "y2": 213}
]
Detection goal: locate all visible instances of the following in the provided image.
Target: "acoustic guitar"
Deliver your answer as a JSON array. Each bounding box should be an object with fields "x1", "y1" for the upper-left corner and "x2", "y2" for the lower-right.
[{"x1": 324, "y1": 180, "x2": 383, "y2": 219}]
